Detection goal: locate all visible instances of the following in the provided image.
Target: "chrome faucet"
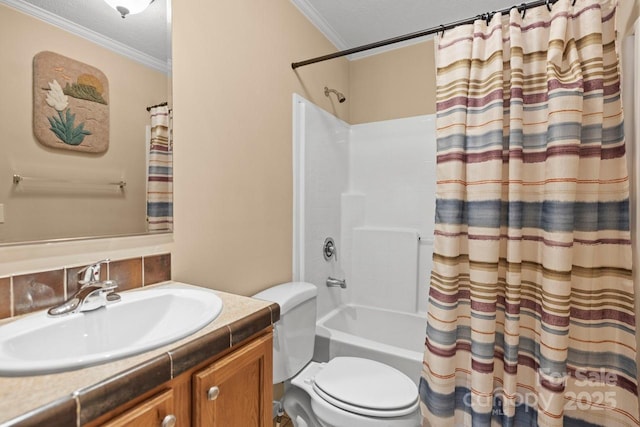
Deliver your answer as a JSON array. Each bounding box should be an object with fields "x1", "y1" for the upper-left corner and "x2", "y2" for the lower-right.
[
  {"x1": 326, "y1": 276, "x2": 347, "y2": 289},
  {"x1": 78, "y1": 259, "x2": 108, "y2": 286},
  {"x1": 48, "y1": 259, "x2": 121, "y2": 317}
]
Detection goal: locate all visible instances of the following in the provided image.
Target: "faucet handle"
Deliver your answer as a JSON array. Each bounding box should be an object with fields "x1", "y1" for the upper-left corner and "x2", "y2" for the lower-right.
[{"x1": 78, "y1": 259, "x2": 110, "y2": 285}]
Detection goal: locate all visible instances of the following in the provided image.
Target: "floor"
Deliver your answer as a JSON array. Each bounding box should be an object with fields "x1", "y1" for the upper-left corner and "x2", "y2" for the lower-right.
[{"x1": 273, "y1": 412, "x2": 292, "y2": 427}]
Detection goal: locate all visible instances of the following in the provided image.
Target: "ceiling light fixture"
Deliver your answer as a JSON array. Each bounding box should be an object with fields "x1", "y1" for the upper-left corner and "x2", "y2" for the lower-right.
[{"x1": 103, "y1": 0, "x2": 155, "y2": 18}]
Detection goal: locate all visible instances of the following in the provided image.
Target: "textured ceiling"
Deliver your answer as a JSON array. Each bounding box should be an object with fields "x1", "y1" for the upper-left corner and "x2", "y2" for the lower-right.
[
  {"x1": 292, "y1": 0, "x2": 522, "y2": 58},
  {"x1": 4, "y1": 0, "x2": 169, "y2": 68}
]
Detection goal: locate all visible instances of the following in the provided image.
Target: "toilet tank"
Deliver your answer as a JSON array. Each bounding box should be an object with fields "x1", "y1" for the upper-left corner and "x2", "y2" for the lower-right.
[{"x1": 253, "y1": 282, "x2": 317, "y2": 383}]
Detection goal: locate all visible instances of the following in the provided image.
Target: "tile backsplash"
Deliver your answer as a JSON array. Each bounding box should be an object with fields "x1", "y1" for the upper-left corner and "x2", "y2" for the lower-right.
[
  {"x1": 13, "y1": 269, "x2": 65, "y2": 316},
  {"x1": 0, "y1": 253, "x2": 171, "y2": 319},
  {"x1": 0, "y1": 278, "x2": 10, "y2": 319}
]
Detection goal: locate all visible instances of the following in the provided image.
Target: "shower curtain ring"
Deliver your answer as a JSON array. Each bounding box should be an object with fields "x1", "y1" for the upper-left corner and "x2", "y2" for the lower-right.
[
  {"x1": 572, "y1": 0, "x2": 576, "y2": 5},
  {"x1": 546, "y1": 0, "x2": 552, "y2": 11},
  {"x1": 439, "y1": 24, "x2": 445, "y2": 38},
  {"x1": 519, "y1": 3, "x2": 527, "y2": 19}
]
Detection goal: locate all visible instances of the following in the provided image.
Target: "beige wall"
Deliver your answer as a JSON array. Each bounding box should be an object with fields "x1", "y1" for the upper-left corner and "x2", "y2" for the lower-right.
[
  {"x1": 349, "y1": 40, "x2": 436, "y2": 124},
  {"x1": 619, "y1": 0, "x2": 640, "y2": 36},
  {"x1": 171, "y1": 0, "x2": 349, "y2": 295},
  {"x1": 0, "y1": 4, "x2": 168, "y2": 243}
]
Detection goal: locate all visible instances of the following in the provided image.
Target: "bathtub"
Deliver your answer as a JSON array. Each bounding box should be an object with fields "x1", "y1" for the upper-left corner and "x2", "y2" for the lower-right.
[{"x1": 313, "y1": 304, "x2": 427, "y2": 385}]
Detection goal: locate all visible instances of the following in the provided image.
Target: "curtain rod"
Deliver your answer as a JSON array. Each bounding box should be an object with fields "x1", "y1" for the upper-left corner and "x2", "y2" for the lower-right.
[
  {"x1": 146, "y1": 102, "x2": 168, "y2": 112},
  {"x1": 291, "y1": 0, "x2": 569, "y2": 69}
]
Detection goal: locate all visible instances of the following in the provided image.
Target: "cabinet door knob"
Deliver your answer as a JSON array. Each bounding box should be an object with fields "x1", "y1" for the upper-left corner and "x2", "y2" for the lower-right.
[
  {"x1": 161, "y1": 414, "x2": 176, "y2": 427},
  {"x1": 207, "y1": 386, "x2": 220, "y2": 401}
]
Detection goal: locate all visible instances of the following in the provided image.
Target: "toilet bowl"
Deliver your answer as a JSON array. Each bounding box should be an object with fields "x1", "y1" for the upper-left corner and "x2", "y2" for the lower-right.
[{"x1": 253, "y1": 282, "x2": 421, "y2": 427}]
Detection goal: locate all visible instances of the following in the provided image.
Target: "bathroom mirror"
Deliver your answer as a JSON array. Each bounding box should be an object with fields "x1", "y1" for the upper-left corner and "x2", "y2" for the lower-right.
[{"x1": 0, "y1": 0, "x2": 171, "y2": 245}]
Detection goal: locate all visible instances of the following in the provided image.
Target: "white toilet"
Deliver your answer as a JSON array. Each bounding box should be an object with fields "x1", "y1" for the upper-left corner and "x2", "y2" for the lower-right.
[{"x1": 253, "y1": 282, "x2": 421, "y2": 427}]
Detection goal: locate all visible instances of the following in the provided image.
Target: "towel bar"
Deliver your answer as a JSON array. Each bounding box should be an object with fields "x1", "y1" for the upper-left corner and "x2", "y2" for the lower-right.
[{"x1": 12, "y1": 174, "x2": 126, "y2": 189}]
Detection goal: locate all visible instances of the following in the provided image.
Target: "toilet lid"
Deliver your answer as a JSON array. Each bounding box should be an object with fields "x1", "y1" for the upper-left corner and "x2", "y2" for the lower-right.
[{"x1": 312, "y1": 357, "x2": 419, "y2": 417}]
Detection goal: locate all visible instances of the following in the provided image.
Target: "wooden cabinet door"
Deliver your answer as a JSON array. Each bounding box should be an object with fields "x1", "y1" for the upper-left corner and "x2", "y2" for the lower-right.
[
  {"x1": 193, "y1": 333, "x2": 273, "y2": 427},
  {"x1": 101, "y1": 389, "x2": 176, "y2": 427}
]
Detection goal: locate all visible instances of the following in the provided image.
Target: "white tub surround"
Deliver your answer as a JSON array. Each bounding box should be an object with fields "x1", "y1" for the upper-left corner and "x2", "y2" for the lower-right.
[{"x1": 293, "y1": 94, "x2": 435, "y2": 386}]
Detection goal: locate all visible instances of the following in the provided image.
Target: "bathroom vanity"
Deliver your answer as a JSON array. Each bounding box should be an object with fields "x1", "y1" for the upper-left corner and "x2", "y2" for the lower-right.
[
  {"x1": 91, "y1": 332, "x2": 272, "y2": 427},
  {"x1": 0, "y1": 284, "x2": 279, "y2": 426}
]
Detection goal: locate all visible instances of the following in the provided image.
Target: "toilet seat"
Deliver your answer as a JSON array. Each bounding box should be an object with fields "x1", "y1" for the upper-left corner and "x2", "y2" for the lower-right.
[
  {"x1": 289, "y1": 360, "x2": 421, "y2": 427},
  {"x1": 311, "y1": 357, "x2": 419, "y2": 417}
]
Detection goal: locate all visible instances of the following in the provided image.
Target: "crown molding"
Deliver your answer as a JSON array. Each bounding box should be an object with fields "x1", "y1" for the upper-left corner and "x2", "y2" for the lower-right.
[
  {"x1": 290, "y1": 0, "x2": 433, "y2": 62},
  {"x1": 290, "y1": 0, "x2": 350, "y2": 52},
  {"x1": 0, "y1": 0, "x2": 170, "y2": 74},
  {"x1": 348, "y1": 35, "x2": 433, "y2": 61}
]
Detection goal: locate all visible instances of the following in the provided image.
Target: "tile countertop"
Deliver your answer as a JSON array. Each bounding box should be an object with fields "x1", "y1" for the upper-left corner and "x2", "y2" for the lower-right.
[{"x1": 0, "y1": 281, "x2": 280, "y2": 426}]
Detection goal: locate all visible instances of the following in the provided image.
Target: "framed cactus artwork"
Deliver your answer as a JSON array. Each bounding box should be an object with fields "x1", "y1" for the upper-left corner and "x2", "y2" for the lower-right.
[{"x1": 33, "y1": 51, "x2": 109, "y2": 153}]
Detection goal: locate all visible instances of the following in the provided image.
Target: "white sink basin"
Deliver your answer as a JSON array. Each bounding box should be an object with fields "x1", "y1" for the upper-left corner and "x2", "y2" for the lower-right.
[{"x1": 0, "y1": 282, "x2": 223, "y2": 376}]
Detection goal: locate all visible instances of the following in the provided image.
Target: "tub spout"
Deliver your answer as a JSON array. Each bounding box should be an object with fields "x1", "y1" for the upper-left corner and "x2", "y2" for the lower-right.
[{"x1": 326, "y1": 277, "x2": 346, "y2": 289}]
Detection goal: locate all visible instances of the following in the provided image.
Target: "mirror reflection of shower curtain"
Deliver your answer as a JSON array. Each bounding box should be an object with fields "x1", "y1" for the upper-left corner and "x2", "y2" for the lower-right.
[{"x1": 146, "y1": 105, "x2": 173, "y2": 232}]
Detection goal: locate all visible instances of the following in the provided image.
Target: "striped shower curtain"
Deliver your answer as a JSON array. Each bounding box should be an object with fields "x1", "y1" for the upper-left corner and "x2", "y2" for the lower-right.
[
  {"x1": 147, "y1": 105, "x2": 173, "y2": 232},
  {"x1": 421, "y1": 0, "x2": 639, "y2": 426}
]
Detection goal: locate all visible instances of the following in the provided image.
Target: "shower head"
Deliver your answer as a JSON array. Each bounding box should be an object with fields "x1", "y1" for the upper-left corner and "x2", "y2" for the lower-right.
[{"x1": 324, "y1": 86, "x2": 346, "y2": 103}]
